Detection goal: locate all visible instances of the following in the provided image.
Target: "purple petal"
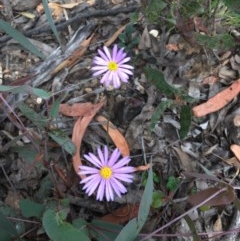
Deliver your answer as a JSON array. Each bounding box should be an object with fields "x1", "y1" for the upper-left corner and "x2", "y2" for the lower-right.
[
  {"x1": 103, "y1": 145, "x2": 109, "y2": 165},
  {"x1": 112, "y1": 157, "x2": 131, "y2": 169},
  {"x1": 109, "y1": 178, "x2": 122, "y2": 198},
  {"x1": 115, "y1": 48, "x2": 127, "y2": 62},
  {"x1": 103, "y1": 46, "x2": 112, "y2": 61},
  {"x1": 80, "y1": 173, "x2": 99, "y2": 185},
  {"x1": 111, "y1": 177, "x2": 127, "y2": 193},
  {"x1": 116, "y1": 71, "x2": 129, "y2": 83},
  {"x1": 96, "y1": 179, "x2": 106, "y2": 201},
  {"x1": 114, "y1": 166, "x2": 135, "y2": 173},
  {"x1": 113, "y1": 74, "x2": 121, "y2": 88},
  {"x1": 93, "y1": 56, "x2": 108, "y2": 65},
  {"x1": 118, "y1": 57, "x2": 131, "y2": 65},
  {"x1": 98, "y1": 48, "x2": 109, "y2": 62},
  {"x1": 100, "y1": 71, "x2": 111, "y2": 85},
  {"x1": 92, "y1": 68, "x2": 108, "y2": 77},
  {"x1": 79, "y1": 165, "x2": 99, "y2": 175},
  {"x1": 86, "y1": 153, "x2": 102, "y2": 168},
  {"x1": 114, "y1": 173, "x2": 134, "y2": 183},
  {"x1": 105, "y1": 180, "x2": 114, "y2": 201},
  {"x1": 92, "y1": 66, "x2": 108, "y2": 71},
  {"x1": 112, "y1": 45, "x2": 118, "y2": 61},
  {"x1": 85, "y1": 176, "x2": 101, "y2": 195},
  {"x1": 108, "y1": 148, "x2": 121, "y2": 167},
  {"x1": 97, "y1": 147, "x2": 105, "y2": 165}
]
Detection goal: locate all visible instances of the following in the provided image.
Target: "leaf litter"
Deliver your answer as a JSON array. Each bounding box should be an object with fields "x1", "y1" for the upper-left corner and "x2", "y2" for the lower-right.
[{"x1": 2, "y1": 0, "x2": 240, "y2": 240}]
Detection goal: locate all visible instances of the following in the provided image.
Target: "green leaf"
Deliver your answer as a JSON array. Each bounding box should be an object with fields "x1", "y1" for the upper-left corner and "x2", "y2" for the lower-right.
[
  {"x1": 150, "y1": 100, "x2": 174, "y2": 130},
  {"x1": 42, "y1": 0, "x2": 62, "y2": 46},
  {"x1": 50, "y1": 99, "x2": 61, "y2": 119},
  {"x1": 195, "y1": 33, "x2": 235, "y2": 50},
  {"x1": 179, "y1": 105, "x2": 192, "y2": 139},
  {"x1": 151, "y1": 191, "x2": 163, "y2": 208},
  {"x1": 0, "y1": 85, "x2": 51, "y2": 99},
  {"x1": 0, "y1": 211, "x2": 19, "y2": 240},
  {"x1": 115, "y1": 165, "x2": 153, "y2": 241},
  {"x1": 20, "y1": 199, "x2": 45, "y2": 219},
  {"x1": 145, "y1": 67, "x2": 179, "y2": 96},
  {"x1": 17, "y1": 102, "x2": 48, "y2": 129},
  {"x1": 0, "y1": 20, "x2": 45, "y2": 59},
  {"x1": 223, "y1": 0, "x2": 240, "y2": 13},
  {"x1": 89, "y1": 219, "x2": 123, "y2": 241},
  {"x1": 43, "y1": 209, "x2": 90, "y2": 241},
  {"x1": 48, "y1": 131, "x2": 76, "y2": 155},
  {"x1": 11, "y1": 145, "x2": 38, "y2": 163}
]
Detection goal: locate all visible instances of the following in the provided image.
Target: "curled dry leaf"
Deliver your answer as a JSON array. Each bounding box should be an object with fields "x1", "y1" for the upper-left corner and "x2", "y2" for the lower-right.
[
  {"x1": 134, "y1": 164, "x2": 150, "y2": 172},
  {"x1": 188, "y1": 186, "x2": 235, "y2": 207},
  {"x1": 230, "y1": 144, "x2": 240, "y2": 162},
  {"x1": 95, "y1": 115, "x2": 130, "y2": 157},
  {"x1": 59, "y1": 102, "x2": 104, "y2": 117},
  {"x1": 60, "y1": 102, "x2": 105, "y2": 179},
  {"x1": 101, "y1": 204, "x2": 139, "y2": 224},
  {"x1": 192, "y1": 79, "x2": 240, "y2": 117}
]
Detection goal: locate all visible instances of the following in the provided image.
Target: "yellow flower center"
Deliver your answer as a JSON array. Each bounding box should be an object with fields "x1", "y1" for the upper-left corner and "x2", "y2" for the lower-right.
[
  {"x1": 108, "y1": 61, "x2": 118, "y2": 71},
  {"x1": 100, "y1": 166, "x2": 112, "y2": 179}
]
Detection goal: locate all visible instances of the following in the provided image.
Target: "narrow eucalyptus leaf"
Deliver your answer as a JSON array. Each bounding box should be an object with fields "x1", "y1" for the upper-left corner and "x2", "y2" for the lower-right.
[
  {"x1": 179, "y1": 105, "x2": 192, "y2": 139},
  {"x1": 0, "y1": 20, "x2": 45, "y2": 59}
]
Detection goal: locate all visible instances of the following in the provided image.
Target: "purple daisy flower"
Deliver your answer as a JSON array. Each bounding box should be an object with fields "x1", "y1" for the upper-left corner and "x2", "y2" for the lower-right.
[
  {"x1": 79, "y1": 145, "x2": 134, "y2": 201},
  {"x1": 91, "y1": 44, "x2": 134, "y2": 89}
]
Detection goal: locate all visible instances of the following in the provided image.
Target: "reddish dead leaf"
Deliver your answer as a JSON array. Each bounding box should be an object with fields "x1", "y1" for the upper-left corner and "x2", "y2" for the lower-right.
[
  {"x1": 165, "y1": 43, "x2": 181, "y2": 51},
  {"x1": 192, "y1": 79, "x2": 240, "y2": 117},
  {"x1": 134, "y1": 164, "x2": 150, "y2": 172},
  {"x1": 202, "y1": 75, "x2": 219, "y2": 85},
  {"x1": 50, "y1": 33, "x2": 94, "y2": 75},
  {"x1": 60, "y1": 102, "x2": 104, "y2": 179},
  {"x1": 193, "y1": 16, "x2": 209, "y2": 34},
  {"x1": 223, "y1": 156, "x2": 240, "y2": 168},
  {"x1": 188, "y1": 186, "x2": 234, "y2": 207},
  {"x1": 59, "y1": 102, "x2": 105, "y2": 117},
  {"x1": 101, "y1": 204, "x2": 139, "y2": 224},
  {"x1": 231, "y1": 144, "x2": 240, "y2": 162},
  {"x1": 95, "y1": 115, "x2": 130, "y2": 157},
  {"x1": 105, "y1": 24, "x2": 127, "y2": 47}
]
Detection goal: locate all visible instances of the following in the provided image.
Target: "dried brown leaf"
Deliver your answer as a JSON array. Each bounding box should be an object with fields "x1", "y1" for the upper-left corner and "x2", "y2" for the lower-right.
[
  {"x1": 188, "y1": 186, "x2": 235, "y2": 207},
  {"x1": 60, "y1": 102, "x2": 104, "y2": 179},
  {"x1": 95, "y1": 115, "x2": 130, "y2": 157},
  {"x1": 101, "y1": 204, "x2": 139, "y2": 224},
  {"x1": 105, "y1": 24, "x2": 127, "y2": 47},
  {"x1": 192, "y1": 79, "x2": 240, "y2": 117}
]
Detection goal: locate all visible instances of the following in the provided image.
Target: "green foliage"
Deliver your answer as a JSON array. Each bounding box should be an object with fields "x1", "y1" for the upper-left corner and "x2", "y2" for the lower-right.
[
  {"x1": 20, "y1": 199, "x2": 45, "y2": 219},
  {"x1": 48, "y1": 130, "x2": 76, "y2": 155},
  {"x1": 145, "y1": 0, "x2": 167, "y2": 23},
  {"x1": 142, "y1": 171, "x2": 160, "y2": 186},
  {"x1": 179, "y1": 105, "x2": 192, "y2": 139},
  {"x1": 0, "y1": 211, "x2": 19, "y2": 241},
  {"x1": 115, "y1": 165, "x2": 153, "y2": 241},
  {"x1": 195, "y1": 33, "x2": 235, "y2": 50},
  {"x1": 223, "y1": 0, "x2": 240, "y2": 13},
  {"x1": 166, "y1": 176, "x2": 180, "y2": 191},
  {"x1": 151, "y1": 191, "x2": 163, "y2": 208},
  {"x1": 42, "y1": 0, "x2": 62, "y2": 46},
  {"x1": 0, "y1": 20, "x2": 45, "y2": 59},
  {"x1": 17, "y1": 102, "x2": 48, "y2": 130},
  {"x1": 145, "y1": 67, "x2": 194, "y2": 138},
  {"x1": 0, "y1": 85, "x2": 51, "y2": 99},
  {"x1": 118, "y1": 24, "x2": 139, "y2": 51},
  {"x1": 43, "y1": 209, "x2": 90, "y2": 241}
]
